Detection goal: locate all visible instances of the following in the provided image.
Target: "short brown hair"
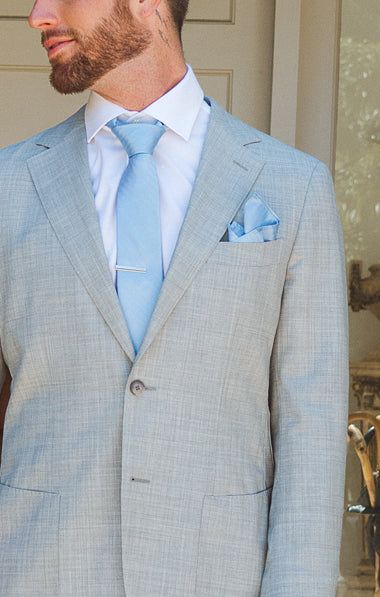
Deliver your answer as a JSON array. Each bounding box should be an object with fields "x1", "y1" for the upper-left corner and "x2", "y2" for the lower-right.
[{"x1": 167, "y1": 0, "x2": 189, "y2": 37}]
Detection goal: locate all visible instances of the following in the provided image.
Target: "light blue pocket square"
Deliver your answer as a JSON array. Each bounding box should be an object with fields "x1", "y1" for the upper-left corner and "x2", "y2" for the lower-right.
[{"x1": 228, "y1": 192, "x2": 280, "y2": 243}]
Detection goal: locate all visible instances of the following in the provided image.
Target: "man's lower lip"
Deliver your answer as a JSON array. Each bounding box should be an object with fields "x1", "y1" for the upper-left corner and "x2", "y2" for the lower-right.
[{"x1": 47, "y1": 40, "x2": 75, "y2": 57}]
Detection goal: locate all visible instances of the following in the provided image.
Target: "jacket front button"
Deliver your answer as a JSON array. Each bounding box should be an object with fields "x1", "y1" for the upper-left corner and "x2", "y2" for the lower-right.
[{"x1": 130, "y1": 380, "x2": 146, "y2": 396}]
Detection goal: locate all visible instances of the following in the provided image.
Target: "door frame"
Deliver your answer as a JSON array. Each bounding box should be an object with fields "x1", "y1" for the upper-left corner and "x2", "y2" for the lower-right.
[{"x1": 270, "y1": 0, "x2": 342, "y2": 171}]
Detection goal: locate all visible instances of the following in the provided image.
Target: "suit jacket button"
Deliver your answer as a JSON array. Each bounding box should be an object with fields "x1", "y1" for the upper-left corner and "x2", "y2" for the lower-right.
[{"x1": 130, "y1": 380, "x2": 146, "y2": 396}]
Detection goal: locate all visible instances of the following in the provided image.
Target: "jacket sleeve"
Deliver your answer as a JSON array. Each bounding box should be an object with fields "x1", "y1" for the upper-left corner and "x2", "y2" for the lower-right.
[{"x1": 260, "y1": 161, "x2": 349, "y2": 596}]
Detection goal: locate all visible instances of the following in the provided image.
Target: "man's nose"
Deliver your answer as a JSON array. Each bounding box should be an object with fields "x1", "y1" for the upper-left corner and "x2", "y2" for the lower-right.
[{"x1": 28, "y1": 0, "x2": 59, "y2": 30}]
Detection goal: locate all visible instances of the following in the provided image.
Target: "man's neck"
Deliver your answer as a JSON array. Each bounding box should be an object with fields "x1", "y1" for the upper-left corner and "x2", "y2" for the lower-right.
[{"x1": 90, "y1": 45, "x2": 187, "y2": 112}]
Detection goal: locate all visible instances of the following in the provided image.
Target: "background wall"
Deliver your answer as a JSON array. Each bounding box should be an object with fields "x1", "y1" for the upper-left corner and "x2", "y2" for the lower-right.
[{"x1": 335, "y1": 0, "x2": 380, "y2": 579}]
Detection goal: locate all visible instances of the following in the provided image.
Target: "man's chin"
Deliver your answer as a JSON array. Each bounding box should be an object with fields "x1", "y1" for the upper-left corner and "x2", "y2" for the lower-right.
[
  {"x1": 49, "y1": 69, "x2": 90, "y2": 95},
  {"x1": 49, "y1": 56, "x2": 95, "y2": 93}
]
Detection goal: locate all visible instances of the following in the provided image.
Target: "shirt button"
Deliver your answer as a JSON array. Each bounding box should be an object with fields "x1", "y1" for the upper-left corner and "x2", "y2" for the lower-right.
[{"x1": 130, "y1": 380, "x2": 146, "y2": 396}]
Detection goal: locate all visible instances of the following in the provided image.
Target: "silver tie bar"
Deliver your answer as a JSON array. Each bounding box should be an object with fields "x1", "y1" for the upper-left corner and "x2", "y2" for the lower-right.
[{"x1": 116, "y1": 265, "x2": 146, "y2": 273}]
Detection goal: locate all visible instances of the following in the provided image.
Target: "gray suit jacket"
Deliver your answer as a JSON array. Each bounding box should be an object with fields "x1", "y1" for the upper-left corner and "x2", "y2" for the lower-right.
[{"x1": 0, "y1": 98, "x2": 348, "y2": 596}]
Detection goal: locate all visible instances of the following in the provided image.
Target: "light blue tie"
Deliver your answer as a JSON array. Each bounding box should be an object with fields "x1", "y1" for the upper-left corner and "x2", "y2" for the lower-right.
[{"x1": 107, "y1": 117, "x2": 166, "y2": 352}]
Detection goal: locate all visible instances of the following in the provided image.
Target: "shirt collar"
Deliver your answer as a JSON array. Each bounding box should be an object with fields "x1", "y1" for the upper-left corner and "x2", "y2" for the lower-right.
[{"x1": 85, "y1": 64, "x2": 204, "y2": 144}]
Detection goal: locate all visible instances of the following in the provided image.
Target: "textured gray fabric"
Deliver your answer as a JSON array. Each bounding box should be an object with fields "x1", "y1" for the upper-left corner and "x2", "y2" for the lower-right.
[{"x1": 0, "y1": 97, "x2": 348, "y2": 596}]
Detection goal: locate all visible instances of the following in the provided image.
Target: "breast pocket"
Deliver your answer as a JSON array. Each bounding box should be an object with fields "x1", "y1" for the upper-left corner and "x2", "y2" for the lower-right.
[
  {"x1": 195, "y1": 486, "x2": 272, "y2": 596},
  {"x1": 0, "y1": 482, "x2": 60, "y2": 596},
  {"x1": 210, "y1": 238, "x2": 287, "y2": 268}
]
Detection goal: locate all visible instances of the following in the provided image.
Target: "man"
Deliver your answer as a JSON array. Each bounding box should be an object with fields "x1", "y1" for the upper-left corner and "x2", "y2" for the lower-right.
[{"x1": 0, "y1": 0, "x2": 348, "y2": 595}]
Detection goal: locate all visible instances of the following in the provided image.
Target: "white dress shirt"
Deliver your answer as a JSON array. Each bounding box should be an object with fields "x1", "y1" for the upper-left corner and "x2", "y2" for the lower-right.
[{"x1": 85, "y1": 64, "x2": 211, "y2": 282}]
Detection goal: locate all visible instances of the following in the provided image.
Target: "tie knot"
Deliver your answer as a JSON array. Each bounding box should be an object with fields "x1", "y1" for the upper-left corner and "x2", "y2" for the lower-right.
[{"x1": 107, "y1": 118, "x2": 165, "y2": 157}]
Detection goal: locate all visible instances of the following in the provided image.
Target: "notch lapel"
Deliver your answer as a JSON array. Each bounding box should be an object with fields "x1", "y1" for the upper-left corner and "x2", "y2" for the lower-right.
[
  {"x1": 27, "y1": 116, "x2": 136, "y2": 363},
  {"x1": 135, "y1": 99, "x2": 265, "y2": 362}
]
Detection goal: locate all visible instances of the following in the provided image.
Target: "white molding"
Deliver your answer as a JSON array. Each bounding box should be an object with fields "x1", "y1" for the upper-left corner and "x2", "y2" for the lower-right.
[
  {"x1": 195, "y1": 69, "x2": 233, "y2": 112},
  {"x1": 186, "y1": 0, "x2": 236, "y2": 24},
  {"x1": 0, "y1": 65, "x2": 49, "y2": 72},
  {"x1": 271, "y1": 0, "x2": 342, "y2": 170}
]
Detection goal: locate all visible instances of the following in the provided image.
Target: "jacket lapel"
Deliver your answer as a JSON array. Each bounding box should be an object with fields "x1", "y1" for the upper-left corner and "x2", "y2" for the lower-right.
[
  {"x1": 135, "y1": 98, "x2": 265, "y2": 362},
  {"x1": 27, "y1": 113, "x2": 136, "y2": 363},
  {"x1": 27, "y1": 100, "x2": 265, "y2": 365}
]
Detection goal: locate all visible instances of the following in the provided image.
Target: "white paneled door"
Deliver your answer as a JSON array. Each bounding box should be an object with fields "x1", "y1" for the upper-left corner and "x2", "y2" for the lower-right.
[{"x1": 0, "y1": 1, "x2": 275, "y2": 147}]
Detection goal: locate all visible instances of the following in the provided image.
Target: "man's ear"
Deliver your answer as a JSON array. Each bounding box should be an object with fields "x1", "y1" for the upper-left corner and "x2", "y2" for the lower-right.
[{"x1": 132, "y1": 0, "x2": 163, "y2": 20}]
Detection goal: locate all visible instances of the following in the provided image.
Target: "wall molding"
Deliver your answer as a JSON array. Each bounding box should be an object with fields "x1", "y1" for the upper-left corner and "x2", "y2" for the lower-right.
[
  {"x1": 2, "y1": 0, "x2": 237, "y2": 24},
  {"x1": 0, "y1": 16, "x2": 27, "y2": 21},
  {"x1": 186, "y1": 0, "x2": 236, "y2": 25},
  {"x1": 0, "y1": 65, "x2": 49, "y2": 72},
  {"x1": 194, "y1": 69, "x2": 233, "y2": 112}
]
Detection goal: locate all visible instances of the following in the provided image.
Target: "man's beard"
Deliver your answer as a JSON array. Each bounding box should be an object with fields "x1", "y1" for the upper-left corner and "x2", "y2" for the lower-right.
[{"x1": 42, "y1": 0, "x2": 152, "y2": 94}]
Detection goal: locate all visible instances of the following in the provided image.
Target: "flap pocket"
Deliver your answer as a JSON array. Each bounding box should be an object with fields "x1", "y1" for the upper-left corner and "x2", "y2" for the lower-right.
[
  {"x1": 0, "y1": 482, "x2": 60, "y2": 596},
  {"x1": 195, "y1": 487, "x2": 272, "y2": 595}
]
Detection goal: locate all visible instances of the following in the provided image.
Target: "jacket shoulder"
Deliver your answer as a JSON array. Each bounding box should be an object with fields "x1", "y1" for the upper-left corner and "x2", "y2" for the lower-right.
[{"x1": 211, "y1": 98, "x2": 326, "y2": 175}]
